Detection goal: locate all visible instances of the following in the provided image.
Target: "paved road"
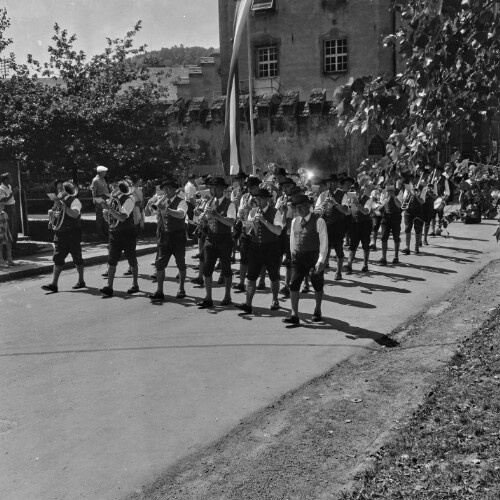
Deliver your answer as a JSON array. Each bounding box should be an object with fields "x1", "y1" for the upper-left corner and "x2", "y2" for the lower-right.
[{"x1": 1, "y1": 220, "x2": 498, "y2": 500}]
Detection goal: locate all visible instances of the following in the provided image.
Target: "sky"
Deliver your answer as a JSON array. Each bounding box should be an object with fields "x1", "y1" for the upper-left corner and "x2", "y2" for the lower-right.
[{"x1": 1, "y1": 0, "x2": 220, "y2": 65}]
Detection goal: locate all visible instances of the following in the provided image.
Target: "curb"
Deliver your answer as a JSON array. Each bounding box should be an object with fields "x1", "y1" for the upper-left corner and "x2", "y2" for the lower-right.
[{"x1": 0, "y1": 245, "x2": 159, "y2": 284}]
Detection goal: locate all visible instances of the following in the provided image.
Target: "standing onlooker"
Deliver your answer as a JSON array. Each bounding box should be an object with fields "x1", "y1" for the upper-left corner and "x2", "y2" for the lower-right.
[
  {"x1": 91, "y1": 165, "x2": 110, "y2": 238},
  {"x1": 0, "y1": 173, "x2": 19, "y2": 245},
  {"x1": 184, "y1": 174, "x2": 197, "y2": 203},
  {"x1": 0, "y1": 201, "x2": 15, "y2": 266}
]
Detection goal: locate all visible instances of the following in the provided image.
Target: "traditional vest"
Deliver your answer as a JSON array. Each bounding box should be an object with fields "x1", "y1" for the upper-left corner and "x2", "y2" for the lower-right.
[
  {"x1": 384, "y1": 196, "x2": 402, "y2": 218},
  {"x1": 208, "y1": 197, "x2": 232, "y2": 235},
  {"x1": 159, "y1": 196, "x2": 186, "y2": 234},
  {"x1": 405, "y1": 193, "x2": 423, "y2": 217},
  {"x1": 296, "y1": 213, "x2": 320, "y2": 253},
  {"x1": 56, "y1": 195, "x2": 81, "y2": 233},
  {"x1": 351, "y1": 195, "x2": 371, "y2": 223},
  {"x1": 250, "y1": 205, "x2": 279, "y2": 245},
  {"x1": 110, "y1": 194, "x2": 135, "y2": 232}
]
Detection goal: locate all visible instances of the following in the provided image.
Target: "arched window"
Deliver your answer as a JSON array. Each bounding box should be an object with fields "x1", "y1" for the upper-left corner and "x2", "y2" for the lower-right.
[{"x1": 368, "y1": 135, "x2": 386, "y2": 157}]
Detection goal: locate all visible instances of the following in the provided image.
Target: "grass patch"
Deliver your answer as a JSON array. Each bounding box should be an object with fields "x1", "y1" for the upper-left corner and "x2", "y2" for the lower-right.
[{"x1": 343, "y1": 308, "x2": 500, "y2": 499}]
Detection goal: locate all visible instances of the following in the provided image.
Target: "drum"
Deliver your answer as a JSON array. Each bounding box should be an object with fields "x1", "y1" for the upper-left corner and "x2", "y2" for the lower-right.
[{"x1": 433, "y1": 197, "x2": 445, "y2": 211}]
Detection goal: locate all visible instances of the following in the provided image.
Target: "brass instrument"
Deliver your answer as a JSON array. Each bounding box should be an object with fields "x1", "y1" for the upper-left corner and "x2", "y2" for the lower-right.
[
  {"x1": 195, "y1": 196, "x2": 215, "y2": 236},
  {"x1": 103, "y1": 179, "x2": 134, "y2": 229},
  {"x1": 48, "y1": 181, "x2": 79, "y2": 231},
  {"x1": 147, "y1": 194, "x2": 168, "y2": 216}
]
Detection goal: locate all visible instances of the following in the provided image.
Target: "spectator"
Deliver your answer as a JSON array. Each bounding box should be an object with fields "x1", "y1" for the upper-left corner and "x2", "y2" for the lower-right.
[
  {"x1": 91, "y1": 166, "x2": 110, "y2": 238},
  {"x1": 0, "y1": 172, "x2": 19, "y2": 245}
]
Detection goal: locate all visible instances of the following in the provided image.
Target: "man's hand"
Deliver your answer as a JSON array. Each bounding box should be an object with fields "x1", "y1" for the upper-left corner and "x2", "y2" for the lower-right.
[{"x1": 315, "y1": 261, "x2": 325, "y2": 274}]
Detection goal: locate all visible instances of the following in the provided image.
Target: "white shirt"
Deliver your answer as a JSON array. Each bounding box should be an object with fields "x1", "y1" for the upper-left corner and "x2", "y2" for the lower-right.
[
  {"x1": 119, "y1": 197, "x2": 135, "y2": 217},
  {"x1": 247, "y1": 204, "x2": 283, "y2": 227},
  {"x1": 0, "y1": 184, "x2": 15, "y2": 205},
  {"x1": 290, "y1": 213, "x2": 328, "y2": 265},
  {"x1": 163, "y1": 196, "x2": 188, "y2": 218},
  {"x1": 68, "y1": 198, "x2": 82, "y2": 213},
  {"x1": 215, "y1": 195, "x2": 236, "y2": 219}
]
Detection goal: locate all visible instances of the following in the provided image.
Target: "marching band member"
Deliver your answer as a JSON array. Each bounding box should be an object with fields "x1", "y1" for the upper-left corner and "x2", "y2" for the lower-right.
[
  {"x1": 378, "y1": 185, "x2": 402, "y2": 265},
  {"x1": 99, "y1": 179, "x2": 139, "y2": 297},
  {"x1": 401, "y1": 180, "x2": 425, "y2": 255},
  {"x1": 276, "y1": 178, "x2": 298, "y2": 297},
  {"x1": 316, "y1": 174, "x2": 350, "y2": 281},
  {"x1": 231, "y1": 171, "x2": 248, "y2": 264},
  {"x1": 421, "y1": 181, "x2": 437, "y2": 245},
  {"x1": 345, "y1": 189, "x2": 373, "y2": 274},
  {"x1": 233, "y1": 176, "x2": 261, "y2": 293},
  {"x1": 41, "y1": 180, "x2": 85, "y2": 292},
  {"x1": 366, "y1": 188, "x2": 383, "y2": 251},
  {"x1": 431, "y1": 165, "x2": 450, "y2": 236},
  {"x1": 197, "y1": 177, "x2": 236, "y2": 309},
  {"x1": 147, "y1": 178, "x2": 188, "y2": 303},
  {"x1": 235, "y1": 188, "x2": 283, "y2": 314},
  {"x1": 283, "y1": 193, "x2": 328, "y2": 326}
]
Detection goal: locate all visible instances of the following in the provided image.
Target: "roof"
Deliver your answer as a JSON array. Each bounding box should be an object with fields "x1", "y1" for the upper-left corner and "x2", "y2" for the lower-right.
[
  {"x1": 239, "y1": 94, "x2": 250, "y2": 108},
  {"x1": 167, "y1": 97, "x2": 185, "y2": 114},
  {"x1": 255, "y1": 93, "x2": 273, "y2": 108},
  {"x1": 280, "y1": 91, "x2": 299, "y2": 107},
  {"x1": 188, "y1": 97, "x2": 206, "y2": 113},
  {"x1": 308, "y1": 88, "x2": 326, "y2": 105},
  {"x1": 210, "y1": 95, "x2": 226, "y2": 111},
  {"x1": 200, "y1": 57, "x2": 215, "y2": 65}
]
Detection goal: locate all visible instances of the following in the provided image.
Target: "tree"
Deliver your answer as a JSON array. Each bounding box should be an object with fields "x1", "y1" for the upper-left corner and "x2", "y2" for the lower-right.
[
  {"x1": 0, "y1": 10, "x2": 200, "y2": 183},
  {"x1": 340, "y1": 0, "x2": 500, "y2": 169}
]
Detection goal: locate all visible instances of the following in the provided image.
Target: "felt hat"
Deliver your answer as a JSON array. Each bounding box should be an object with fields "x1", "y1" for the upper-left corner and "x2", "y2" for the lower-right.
[
  {"x1": 253, "y1": 188, "x2": 273, "y2": 198},
  {"x1": 290, "y1": 194, "x2": 312, "y2": 206},
  {"x1": 208, "y1": 176, "x2": 229, "y2": 187}
]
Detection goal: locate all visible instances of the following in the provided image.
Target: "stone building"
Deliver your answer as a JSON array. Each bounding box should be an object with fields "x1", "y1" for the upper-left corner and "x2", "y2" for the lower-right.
[{"x1": 168, "y1": 0, "x2": 400, "y2": 176}]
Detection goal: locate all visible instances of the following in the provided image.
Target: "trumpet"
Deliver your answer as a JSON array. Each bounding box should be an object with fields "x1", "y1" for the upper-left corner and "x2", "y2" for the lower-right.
[
  {"x1": 48, "y1": 181, "x2": 79, "y2": 231},
  {"x1": 147, "y1": 194, "x2": 168, "y2": 216},
  {"x1": 103, "y1": 179, "x2": 134, "y2": 229},
  {"x1": 195, "y1": 196, "x2": 215, "y2": 237}
]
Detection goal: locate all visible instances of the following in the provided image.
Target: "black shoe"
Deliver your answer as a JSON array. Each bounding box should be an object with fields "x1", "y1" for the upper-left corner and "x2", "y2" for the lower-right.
[
  {"x1": 72, "y1": 281, "x2": 86, "y2": 289},
  {"x1": 345, "y1": 264, "x2": 353, "y2": 275},
  {"x1": 402, "y1": 248, "x2": 410, "y2": 255},
  {"x1": 41, "y1": 283, "x2": 58, "y2": 293},
  {"x1": 151, "y1": 277, "x2": 158, "y2": 283},
  {"x1": 233, "y1": 283, "x2": 245, "y2": 293},
  {"x1": 279, "y1": 285, "x2": 290, "y2": 295},
  {"x1": 423, "y1": 239, "x2": 429, "y2": 246},
  {"x1": 270, "y1": 300, "x2": 280, "y2": 311},
  {"x1": 100, "y1": 286, "x2": 113, "y2": 297},
  {"x1": 312, "y1": 311, "x2": 322, "y2": 322},
  {"x1": 123, "y1": 269, "x2": 132, "y2": 276},
  {"x1": 190, "y1": 277, "x2": 205, "y2": 286},
  {"x1": 220, "y1": 297, "x2": 232, "y2": 306},
  {"x1": 127, "y1": 285, "x2": 139, "y2": 294},
  {"x1": 301, "y1": 285, "x2": 310, "y2": 293},
  {"x1": 257, "y1": 282, "x2": 266, "y2": 291},
  {"x1": 392, "y1": 257, "x2": 400, "y2": 264},
  {"x1": 217, "y1": 275, "x2": 225, "y2": 285},
  {"x1": 414, "y1": 248, "x2": 420, "y2": 255},
  {"x1": 215, "y1": 263, "x2": 221, "y2": 271},
  {"x1": 361, "y1": 264, "x2": 368, "y2": 272},
  {"x1": 176, "y1": 291, "x2": 186, "y2": 299},
  {"x1": 193, "y1": 253, "x2": 202, "y2": 259},
  {"x1": 282, "y1": 315, "x2": 300, "y2": 325},
  {"x1": 192, "y1": 265, "x2": 200, "y2": 271},
  {"x1": 101, "y1": 271, "x2": 108, "y2": 278},
  {"x1": 236, "y1": 303, "x2": 252, "y2": 314},
  {"x1": 197, "y1": 298, "x2": 214, "y2": 309},
  {"x1": 149, "y1": 292, "x2": 165, "y2": 302},
  {"x1": 230, "y1": 257, "x2": 236, "y2": 264},
  {"x1": 334, "y1": 271, "x2": 343, "y2": 281},
  {"x1": 369, "y1": 244, "x2": 377, "y2": 251},
  {"x1": 175, "y1": 273, "x2": 180, "y2": 280},
  {"x1": 429, "y1": 231, "x2": 436, "y2": 237},
  {"x1": 378, "y1": 258, "x2": 387, "y2": 266}
]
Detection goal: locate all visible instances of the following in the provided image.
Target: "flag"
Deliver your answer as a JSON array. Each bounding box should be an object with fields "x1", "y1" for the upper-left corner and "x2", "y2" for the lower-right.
[{"x1": 221, "y1": 0, "x2": 252, "y2": 176}]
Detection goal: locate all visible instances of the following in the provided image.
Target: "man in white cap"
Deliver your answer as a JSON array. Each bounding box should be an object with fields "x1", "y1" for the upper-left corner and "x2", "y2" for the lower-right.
[{"x1": 91, "y1": 165, "x2": 110, "y2": 238}]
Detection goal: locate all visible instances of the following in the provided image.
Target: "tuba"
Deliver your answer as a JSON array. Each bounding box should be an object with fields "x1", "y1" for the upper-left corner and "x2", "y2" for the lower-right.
[
  {"x1": 103, "y1": 179, "x2": 134, "y2": 229},
  {"x1": 48, "y1": 181, "x2": 79, "y2": 231}
]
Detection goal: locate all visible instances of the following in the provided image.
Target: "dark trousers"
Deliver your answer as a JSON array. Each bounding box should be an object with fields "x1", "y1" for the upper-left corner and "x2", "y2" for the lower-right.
[
  {"x1": 4, "y1": 204, "x2": 18, "y2": 244},
  {"x1": 203, "y1": 233, "x2": 233, "y2": 278},
  {"x1": 290, "y1": 251, "x2": 324, "y2": 293},
  {"x1": 95, "y1": 204, "x2": 108, "y2": 238}
]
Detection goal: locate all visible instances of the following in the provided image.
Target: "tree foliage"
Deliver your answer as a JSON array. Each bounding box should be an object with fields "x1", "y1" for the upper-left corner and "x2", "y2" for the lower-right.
[
  {"x1": 340, "y1": 0, "x2": 500, "y2": 168},
  {"x1": 0, "y1": 9, "x2": 199, "y2": 183},
  {"x1": 131, "y1": 45, "x2": 216, "y2": 68}
]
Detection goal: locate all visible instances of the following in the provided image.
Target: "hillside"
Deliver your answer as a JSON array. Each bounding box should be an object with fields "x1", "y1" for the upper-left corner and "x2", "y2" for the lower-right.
[{"x1": 131, "y1": 45, "x2": 217, "y2": 68}]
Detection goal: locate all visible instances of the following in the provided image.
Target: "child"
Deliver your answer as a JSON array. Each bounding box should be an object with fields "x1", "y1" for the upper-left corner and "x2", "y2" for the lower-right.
[{"x1": 0, "y1": 202, "x2": 15, "y2": 267}]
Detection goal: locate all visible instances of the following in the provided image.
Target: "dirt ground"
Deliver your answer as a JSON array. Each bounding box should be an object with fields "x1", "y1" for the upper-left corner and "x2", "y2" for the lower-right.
[{"x1": 126, "y1": 259, "x2": 500, "y2": 500}]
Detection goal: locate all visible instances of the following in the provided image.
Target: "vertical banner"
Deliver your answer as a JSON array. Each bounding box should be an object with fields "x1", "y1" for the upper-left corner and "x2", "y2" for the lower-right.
[{"x1": 221, "y1": 0, "x2": 252, "y2": 176}]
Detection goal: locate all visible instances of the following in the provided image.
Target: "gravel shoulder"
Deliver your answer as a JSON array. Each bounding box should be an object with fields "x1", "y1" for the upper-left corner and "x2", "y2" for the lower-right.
[{"x1": 126, "y1": 258, "x2": 500, "y2": 500}]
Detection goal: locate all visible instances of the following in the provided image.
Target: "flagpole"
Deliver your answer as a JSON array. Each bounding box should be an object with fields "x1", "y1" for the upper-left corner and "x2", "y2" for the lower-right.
[{"x1": 247, "y1": 16, "x2": 256, "y2": 176}]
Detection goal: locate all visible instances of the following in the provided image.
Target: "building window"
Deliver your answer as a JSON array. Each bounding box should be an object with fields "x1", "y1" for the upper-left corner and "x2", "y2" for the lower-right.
[
  {"x1": 368, "y1": 135, "x2": 386, "y2": 157},
  {"x1": 251, "y1": 0, "x2": 276, "y2": 12},
  {"x1": 324, "y1": 38, "x2": 348, "y2": 73},
  {"x1": 256, "y1": 45, "x2": 278, "y2": 78}
]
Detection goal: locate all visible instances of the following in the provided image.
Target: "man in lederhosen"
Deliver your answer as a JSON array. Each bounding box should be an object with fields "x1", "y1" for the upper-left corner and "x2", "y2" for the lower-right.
[
  {"x1": 99, "y1": 179, "x2": 139, "y2": 297},
  {"x1": 148, "y1": 178, "x2": 188, "y2": 303},
  {"x1": 41, "y1": 180, "x2": 85, "y2": 292},
  {"x1": 235, "y1": 188, "x2": 283, "y2": 314},
  {"x1": 197, "y1": 177, "x2": 236, "y2": 308},
  {"x1": 283, "y1": 194, "x2": 328, "y2": 326}
]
